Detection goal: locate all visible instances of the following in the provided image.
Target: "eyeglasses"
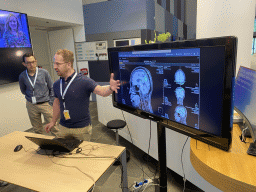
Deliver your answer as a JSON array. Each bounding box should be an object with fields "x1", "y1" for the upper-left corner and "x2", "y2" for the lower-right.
[
  {"x1": 25, "y1": 61, "x2": 36, "y2": 65},
  {"x1": 53, "y1": 62, "x2": 66, "y2": 66}
]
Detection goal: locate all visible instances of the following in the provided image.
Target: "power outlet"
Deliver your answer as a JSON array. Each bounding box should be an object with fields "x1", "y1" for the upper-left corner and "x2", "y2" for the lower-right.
[
  {"x1": 140, "y1": 179, "x2": 153, "y2": 191},
  {"x1": 133, "y1": 179, "x2": 153, "y2": 192},
  {"x1": 132, "y1": 181, "x2": 143, "y2": 192}
]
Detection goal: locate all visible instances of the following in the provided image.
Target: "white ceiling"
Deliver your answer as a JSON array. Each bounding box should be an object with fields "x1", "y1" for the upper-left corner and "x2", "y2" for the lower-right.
[{"x1": 27, "y1": 0, "x2": 107, "y2": 30}]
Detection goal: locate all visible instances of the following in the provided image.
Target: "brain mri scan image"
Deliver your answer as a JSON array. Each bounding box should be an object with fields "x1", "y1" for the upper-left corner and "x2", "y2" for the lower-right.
[
  {"x1": 174, "y1": 105, "x2": 187, "y2": 125},
  {"x1": 174, "y1": 69, "x2": 186, "y2": 85},
  {"x1": 129, "y1": 66, "x2": 153, "y2": 113},
  {"x1": 175, "y1": 87, "x2": 185, "y2": 105}
]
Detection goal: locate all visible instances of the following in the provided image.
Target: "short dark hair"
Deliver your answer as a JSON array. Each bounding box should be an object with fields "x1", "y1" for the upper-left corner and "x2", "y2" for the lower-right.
[{"x1": 23, "y1": 53, "x2": 35, "y2": 63}]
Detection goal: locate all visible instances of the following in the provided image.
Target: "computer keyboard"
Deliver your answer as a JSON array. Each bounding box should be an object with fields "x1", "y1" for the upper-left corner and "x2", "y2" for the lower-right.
[{"x1": 247, "y1": 142, "x2": 256, "y2": 156}]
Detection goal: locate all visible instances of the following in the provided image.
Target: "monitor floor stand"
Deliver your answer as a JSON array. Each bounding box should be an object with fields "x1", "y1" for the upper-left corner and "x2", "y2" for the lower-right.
[{"x1": 157, "y1": 121, "x2": 167, "y2": 192}]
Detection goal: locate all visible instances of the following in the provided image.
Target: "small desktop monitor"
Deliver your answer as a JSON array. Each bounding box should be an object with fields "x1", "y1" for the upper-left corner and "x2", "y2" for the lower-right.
[
  {"x1": 234, "y1": 66, "x2": 256, "y2": 142},
  {"x1": 108, "y1": 36, "x2": 237, "y2": 151},
  {"x1": 115, "y1": 40, "x2": 129, "y2": 47}
]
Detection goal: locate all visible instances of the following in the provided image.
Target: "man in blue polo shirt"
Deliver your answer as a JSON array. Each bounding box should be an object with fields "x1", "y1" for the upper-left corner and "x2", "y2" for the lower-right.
[{"x1": 45, "y1": 49, "x2": 120, "y2": 141}]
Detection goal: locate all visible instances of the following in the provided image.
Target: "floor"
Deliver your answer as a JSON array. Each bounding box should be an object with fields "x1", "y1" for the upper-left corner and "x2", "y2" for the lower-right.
[{"x1": 0, "y1": 101, "x2": 204, "y2": 192}]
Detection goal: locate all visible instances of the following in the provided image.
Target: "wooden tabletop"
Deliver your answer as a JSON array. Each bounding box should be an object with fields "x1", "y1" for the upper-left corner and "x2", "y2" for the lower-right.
[
  {"x1": 190, "y1": 124, "x2": 256, "y2": 192},
  {"x1": 0, "y1": 131, "x2": 125, "y2": 192}
]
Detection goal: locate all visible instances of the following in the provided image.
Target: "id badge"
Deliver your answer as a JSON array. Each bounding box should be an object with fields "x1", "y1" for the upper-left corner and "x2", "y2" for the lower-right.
[
  {"x1": 32, "y1": 96, "x2": 36, "y2": 104},
  {"x1": 63, "y1": 110, "x2": 71, "y2": 120}
]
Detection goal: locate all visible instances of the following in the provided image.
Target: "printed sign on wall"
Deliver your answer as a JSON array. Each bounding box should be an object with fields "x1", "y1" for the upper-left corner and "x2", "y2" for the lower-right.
[{"x1": 75, "y1": 41, "x2": 108, "y2": 61}]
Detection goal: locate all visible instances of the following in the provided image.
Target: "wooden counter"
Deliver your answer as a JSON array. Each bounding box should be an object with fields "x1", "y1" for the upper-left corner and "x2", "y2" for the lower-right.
[{"x1": 190, "y1": 124, "x2": 256, "y2": 192}]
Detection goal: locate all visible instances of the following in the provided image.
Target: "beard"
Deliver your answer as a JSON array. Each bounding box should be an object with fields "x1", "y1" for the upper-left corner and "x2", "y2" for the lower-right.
[{"x1": 28, "y1": 67, "x2": 36, "y2": 73}]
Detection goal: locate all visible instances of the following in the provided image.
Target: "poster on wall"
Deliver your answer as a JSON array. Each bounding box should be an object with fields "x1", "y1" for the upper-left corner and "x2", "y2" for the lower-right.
[{"x1": 75, "y1": 41, "x2": 108, "y2": 61}]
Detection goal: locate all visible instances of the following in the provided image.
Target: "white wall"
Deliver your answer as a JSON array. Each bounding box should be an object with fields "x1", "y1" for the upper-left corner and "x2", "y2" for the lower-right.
[
  {"x1": 0, "y1": 0, "x2": 84, "y2": 25},
  {"x1": 29, "y1": 27, "x2": 53, "y2": 77},
  {"x1": 197, "y1": 0, "x2": 255, "y2": 74},
  {"x1": 48, "y1": 28, "x2": 77, "y2": 81},
  {"x1": 0, "y1": 83, "x2": 31, "y2": 137}
]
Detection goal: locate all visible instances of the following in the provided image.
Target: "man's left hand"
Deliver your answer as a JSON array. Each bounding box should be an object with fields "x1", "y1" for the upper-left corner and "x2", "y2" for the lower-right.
[{"x1": 110, "y1": 73, "x2": 120, "y2": 93}]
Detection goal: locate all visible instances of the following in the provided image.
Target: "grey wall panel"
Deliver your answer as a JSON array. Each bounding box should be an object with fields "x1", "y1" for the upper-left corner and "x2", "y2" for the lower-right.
[
  {"x1": 177, "y1": 0, "x2": 181, "y2": 20},
  {"x1": 170, "y1": 0, "x2": 174, "y2": 15},
  {"x1": 184, "y1": 0, "x2": 197, "y2": 39},
  {"x1": 155, "y1": 3, "x2": 166, "y2": 33},
  {"x1": 172, "y1": 15, "x2": 178, "y2": 37},
  {"x1": 166, "y1": 0, "x2": 170, "y2": 12},
  {"x1": 178, "y1": 19, "x2": 183, "y2": 38},
  {"x1": 86, "y1": 30, "x2": 141, "y2": 47},
  {"x1": 183, "y1": 23, "x2": 187, "y2": 39},
  {"x1": 161, "y1": 0, "x2": 166, "y2": 10},
  {"x1": 181, "y1": 0, "x2": 185, "y2": 23},
  {"x1": 174, "y1": 0, "x2": 177, "y2": 18},
  {"x1": 83, "y1": 0, "x2": 148, "y2": 35},
  {"x1": 146, "y1": 0, "x2": 155, "y2": 30},
  {"x1": 165, "y1": 11, "x2": 173, "y2": 35}
]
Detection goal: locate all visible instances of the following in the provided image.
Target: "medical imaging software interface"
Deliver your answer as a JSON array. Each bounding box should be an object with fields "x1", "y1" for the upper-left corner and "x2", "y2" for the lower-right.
[{"x1": 117, "y1": 48, "x2": 200, "y2": 129}]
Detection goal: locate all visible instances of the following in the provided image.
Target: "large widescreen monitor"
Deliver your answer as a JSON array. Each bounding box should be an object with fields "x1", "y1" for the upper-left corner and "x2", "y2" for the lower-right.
[
  {"x1": 234, "y1": 66, "x2": 256, "y2": 142},
  {"x1": 0, "y1": 9, "x2": 32, "y2": 85},
  {"x1": 108, "y1": 36, "x2": 237, "y2": 151}
]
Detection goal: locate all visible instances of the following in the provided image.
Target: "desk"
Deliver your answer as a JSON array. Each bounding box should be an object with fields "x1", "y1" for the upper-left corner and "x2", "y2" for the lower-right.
[
  {"x1": 190, "y1": 124, "x2": 256, "y2": 192},
  {"x1": 0, "y1": 131, "x2": 128, "y2": 192}
]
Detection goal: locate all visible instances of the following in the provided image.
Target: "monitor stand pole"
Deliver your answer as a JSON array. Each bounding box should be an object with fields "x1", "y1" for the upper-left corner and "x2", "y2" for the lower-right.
[{"x1": 157, "y1": 121, "x2": 167, "y2": 192}]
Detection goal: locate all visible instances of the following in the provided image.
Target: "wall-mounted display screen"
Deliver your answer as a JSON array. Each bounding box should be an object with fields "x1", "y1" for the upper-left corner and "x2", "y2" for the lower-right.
[
  {"x1": 0, "y1": 9, "x2": 32, "y2": 85},
  {"x1": 0, "y1": 10, "x2": 31, "y2": 48},
  {"x1": 108, "y1": 36, "x2": 237, "y2": 151}
]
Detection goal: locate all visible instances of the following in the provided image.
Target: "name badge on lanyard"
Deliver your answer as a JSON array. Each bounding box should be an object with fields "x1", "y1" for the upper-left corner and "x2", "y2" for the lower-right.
[
  {"x1": 63, "y1": 110, "x2": 71, "y2": 120},
  {"x1": 26, "y1": 67, "x2": 38, "y2": 104},
  {"x1": 60, "y1": 72, "x2": 77, "y2": 120}
]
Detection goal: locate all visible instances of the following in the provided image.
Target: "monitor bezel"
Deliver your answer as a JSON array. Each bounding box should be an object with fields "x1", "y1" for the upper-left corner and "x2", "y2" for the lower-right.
[{"x1": 108, "y1": 36, "x2": 237, "y2": 151}]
